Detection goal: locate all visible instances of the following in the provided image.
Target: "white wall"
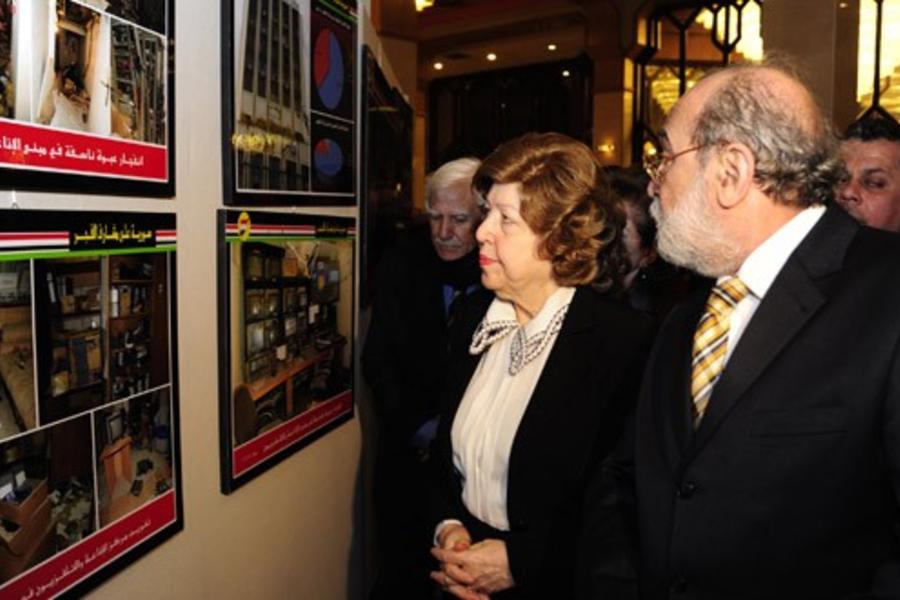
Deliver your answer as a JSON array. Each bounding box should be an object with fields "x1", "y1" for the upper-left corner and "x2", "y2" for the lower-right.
[{"x1": 0, "y1": 0, "x2": 364, "y2": 597}]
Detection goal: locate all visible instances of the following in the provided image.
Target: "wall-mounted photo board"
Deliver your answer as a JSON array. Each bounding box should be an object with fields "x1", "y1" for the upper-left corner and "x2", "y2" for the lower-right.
[
  {"x1": 0, "y1": 0, "x2": 175, "y2": 197},
  {"x1": 221, "y1": 0, "x2": 357, "y2": 206},
  {"x1": 0, "y1": 209, "x2": 181, "y2": 597},
  {"x1": 218, "y1": 210, "x2": 354, "y2": 493}
]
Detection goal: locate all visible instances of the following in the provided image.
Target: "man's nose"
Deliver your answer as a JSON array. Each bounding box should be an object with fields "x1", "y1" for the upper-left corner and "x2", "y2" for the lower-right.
[
  {"x1": 438, "y1": 218, "x2": 453, "y2": 239},
  {"x1": 838, "y1": 180, "x2": 861, "y2": 206}
]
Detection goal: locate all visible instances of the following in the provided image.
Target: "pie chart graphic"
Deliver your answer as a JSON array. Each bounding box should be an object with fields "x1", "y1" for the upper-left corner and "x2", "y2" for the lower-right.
[
  {"x1": 314, "y1": 138, "x2": 344, "y2": 178},
  {"x1": 314, "y1": 29, "x2": 345, "y2": 110}
]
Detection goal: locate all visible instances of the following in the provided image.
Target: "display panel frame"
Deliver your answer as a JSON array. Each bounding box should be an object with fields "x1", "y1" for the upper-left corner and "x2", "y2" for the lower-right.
[
  {"x1": 0, "y1": 208, "x2": 182, "y2": 598},
  {"x1": 221, "y1": 0, "x2": 358, "y2": 207},
  {"x1": 0, "y1": 0, "x2": 176, "y2": 197},
  {"x1": 217, "y1": 209, "x2": 355, "y2": 493},
  {"x1": 359, "y1": 44, "x2": 412, "y2": 307}
]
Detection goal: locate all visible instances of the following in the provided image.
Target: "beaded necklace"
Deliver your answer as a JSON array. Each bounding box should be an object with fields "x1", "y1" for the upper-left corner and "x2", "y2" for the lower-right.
[{"x1": 469, "y1": 303, "x2": 570, "y2": 375}]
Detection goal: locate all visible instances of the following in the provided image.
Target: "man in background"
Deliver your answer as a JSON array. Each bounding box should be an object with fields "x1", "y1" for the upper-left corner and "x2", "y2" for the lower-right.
[
  {"x1": 838, "y1": 116, "x2": 900, "y2": 232},
  {"x1": 363, "y1": 157, "x2": 487, "y2": 599}
]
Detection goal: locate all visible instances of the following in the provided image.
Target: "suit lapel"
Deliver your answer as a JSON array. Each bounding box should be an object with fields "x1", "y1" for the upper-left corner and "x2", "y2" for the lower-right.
[
  {"x1": 653, "y1": 294, "x2": 706, "y2": 470},
  {"x1": 506, "y1": 289, "x2": 596, "y2": 487},
  {"x1": 689, "y1": 260, "x2": 824, "y2": 454},
  {"x1": 688, "y1": 206, "x2": 858, "y2": 457}
]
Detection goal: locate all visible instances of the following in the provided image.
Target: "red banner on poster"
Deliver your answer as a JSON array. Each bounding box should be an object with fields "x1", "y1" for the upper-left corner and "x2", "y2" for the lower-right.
[
  {"x1": 233, "y1": 391, "x2": 353, "y2": 476},
  {"x1": 0, "y1": 120, "x2": 167, "y2": 181},
  {"x1": 2, "y1": 491, "x2": 176, "y2": 599}
]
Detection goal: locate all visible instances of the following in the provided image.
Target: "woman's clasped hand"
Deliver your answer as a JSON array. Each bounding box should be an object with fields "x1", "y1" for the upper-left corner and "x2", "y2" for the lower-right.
[{"x1": 430, "y1": 523, "x2": 513, "y2": 599}]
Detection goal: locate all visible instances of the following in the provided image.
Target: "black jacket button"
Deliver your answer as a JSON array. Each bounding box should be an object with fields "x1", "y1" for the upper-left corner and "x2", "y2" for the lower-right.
[{"x1": 676, "y1": 481, "x2": 697, "y2": 498}]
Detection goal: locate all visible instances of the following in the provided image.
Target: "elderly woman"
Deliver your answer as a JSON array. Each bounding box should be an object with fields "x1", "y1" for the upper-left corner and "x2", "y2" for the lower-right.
[{"x1": 429, "y1": 133, "x2": 651, "y2": 599}]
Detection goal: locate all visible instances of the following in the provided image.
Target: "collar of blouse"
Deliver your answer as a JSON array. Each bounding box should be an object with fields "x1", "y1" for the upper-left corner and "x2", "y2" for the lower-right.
[{"x1": 469, "y1": 287, "x2": 575, "y2": 375}]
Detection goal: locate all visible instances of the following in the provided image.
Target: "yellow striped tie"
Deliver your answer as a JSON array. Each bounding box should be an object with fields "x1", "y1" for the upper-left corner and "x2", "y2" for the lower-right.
[{"x1": 691, "y1": 277, "x2": 750, "y2": 427}]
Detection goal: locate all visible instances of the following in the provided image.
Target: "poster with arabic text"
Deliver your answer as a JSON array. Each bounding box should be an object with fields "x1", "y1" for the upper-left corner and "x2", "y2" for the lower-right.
[
  {"x1": 0, "y1": 0, "x2": 174, "y2": 197},
  {"x1": 0, "y1": 208, "x2": 182, "y2": 597},
  {"x1": 218, "y1": 209, "x2": 354, "y2": 492}
]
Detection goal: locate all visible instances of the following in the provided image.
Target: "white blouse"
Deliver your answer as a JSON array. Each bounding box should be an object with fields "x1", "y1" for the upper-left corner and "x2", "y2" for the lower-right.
[{"x1": 450, "y1": 286, "x2": 575, "y2": 531}]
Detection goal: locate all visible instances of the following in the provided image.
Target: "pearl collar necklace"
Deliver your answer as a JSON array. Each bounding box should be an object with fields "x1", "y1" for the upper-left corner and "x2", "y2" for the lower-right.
[{"x1": 469, "y1": 290, "x2": 573, "y2": 376}]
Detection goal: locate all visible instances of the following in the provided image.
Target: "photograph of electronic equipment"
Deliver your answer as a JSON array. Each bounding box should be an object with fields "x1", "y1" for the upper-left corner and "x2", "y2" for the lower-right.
[
  {"x1": 33, "y1": 253, "x2": 171, "y2": 426},
  {"x1": 218, "y1": 210, "x2": 354, "y2": 492}
]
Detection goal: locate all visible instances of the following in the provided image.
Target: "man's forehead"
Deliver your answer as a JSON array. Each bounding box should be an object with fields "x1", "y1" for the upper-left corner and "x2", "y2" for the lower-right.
[
  {"x1": 429, "y1": 189, "x2": 477, "y2": 214},
  {"x1": 843, "y1": 139, "x2": 900, "y2": 170},
  {"x1": 661, "y1": 100, "x2": 696, "y2": 148},
  {"x1": 428, "y1": 205, "x2": 472, "y2": 215}
]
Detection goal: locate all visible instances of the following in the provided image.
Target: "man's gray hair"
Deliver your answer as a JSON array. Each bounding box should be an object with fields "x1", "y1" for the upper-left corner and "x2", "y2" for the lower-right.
[
  {"x1": 425, "y1": 157, "x2": 481, "y2": 210},
  {"x1": 691, "y1": 63, "x2": 845, "y2": 207}
]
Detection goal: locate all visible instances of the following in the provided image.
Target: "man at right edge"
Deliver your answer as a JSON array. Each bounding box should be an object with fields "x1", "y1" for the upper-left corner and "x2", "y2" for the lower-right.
[{"x1": 581, "y1": 62, "x2": 900, "y2": 599}]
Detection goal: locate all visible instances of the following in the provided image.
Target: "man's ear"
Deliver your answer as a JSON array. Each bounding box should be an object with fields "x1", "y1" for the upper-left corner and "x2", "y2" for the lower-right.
[{"x1": 713, "y1": 143, "x2": 754, "y2": 210}]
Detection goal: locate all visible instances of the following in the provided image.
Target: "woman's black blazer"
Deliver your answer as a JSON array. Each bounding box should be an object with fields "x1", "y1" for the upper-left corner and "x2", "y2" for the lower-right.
[{"x1": 430, "y1": 285, "x2": 652, "y2": 599}]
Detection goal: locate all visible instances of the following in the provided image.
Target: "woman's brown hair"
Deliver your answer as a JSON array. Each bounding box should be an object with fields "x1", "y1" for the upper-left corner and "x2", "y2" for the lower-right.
[{"x1": 473, "y1": 132, "x2": 624, "y2": 290}]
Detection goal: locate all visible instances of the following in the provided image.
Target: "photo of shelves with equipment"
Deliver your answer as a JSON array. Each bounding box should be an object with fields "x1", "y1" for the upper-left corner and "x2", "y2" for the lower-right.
[
  {"x1": 34, "y1": 254, "x2": 170, "y2": 426},
  {"x1": 230, "y1": 240, "x2": 351, "y2": 446}
]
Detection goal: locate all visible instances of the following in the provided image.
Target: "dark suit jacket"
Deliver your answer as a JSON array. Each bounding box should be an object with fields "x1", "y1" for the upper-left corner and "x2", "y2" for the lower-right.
[
  {"x1": 362, "y1": 229, "x2": 488, "y2": 444},
  {"x1": 431, "y1": 286, "x2": 651, "y2": 599},
  {"x1": 363, "y1": 230, "x2": 491, "y2": 598},
  {"x1": 631, "y1": 206, "x2": 900, "y2": 599}
]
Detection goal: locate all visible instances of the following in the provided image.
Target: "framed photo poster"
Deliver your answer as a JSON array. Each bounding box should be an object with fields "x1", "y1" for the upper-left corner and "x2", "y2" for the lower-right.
[
  {"x1": 0, "y1": 1, "x2": 175, "y2": 196},
  {"x1": 222, "y1": 0, "x2": 357, "y2": 206},
  {"x1": 0, "y1": 209, "x2": 181, "y2": 597},
  {"x1": 218, "y1": 209, "x2": 354, "y2": 493}
]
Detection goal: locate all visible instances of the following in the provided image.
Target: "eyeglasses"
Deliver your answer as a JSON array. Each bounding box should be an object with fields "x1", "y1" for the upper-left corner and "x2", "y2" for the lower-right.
[{"x1": 644, "y1": 145, "x2": 705, "y2": 186}]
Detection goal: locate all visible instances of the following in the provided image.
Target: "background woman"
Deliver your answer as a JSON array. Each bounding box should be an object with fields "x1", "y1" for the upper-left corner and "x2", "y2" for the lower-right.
[
  {"x1": 429, "y1": 133, "x2": 651, "y2": 599},
  {"x1": 607, "y1": 166, "x2": 693, "y2": 323}
]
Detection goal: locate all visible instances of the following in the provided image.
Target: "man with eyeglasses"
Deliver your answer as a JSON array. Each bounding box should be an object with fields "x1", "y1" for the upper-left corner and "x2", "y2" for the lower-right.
[{"x1": 579, "y1": 63, "x2": 900, "y2": 599}]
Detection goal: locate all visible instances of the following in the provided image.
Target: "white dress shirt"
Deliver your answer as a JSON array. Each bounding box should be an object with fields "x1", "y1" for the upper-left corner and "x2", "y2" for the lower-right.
[
  {"x1": 721, "y1": 205, "x2": 826, "y2": 364},
  {"x1": 448, "y1": 286, "x2": 576, "y2": 531}
]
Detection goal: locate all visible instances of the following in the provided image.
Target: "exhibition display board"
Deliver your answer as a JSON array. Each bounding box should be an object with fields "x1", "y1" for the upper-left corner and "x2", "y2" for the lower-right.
[
  {"x1": 0, "y1": 209, "x2": 181, "y2": 598},
  {"x1": 222, "y1": 0, "x2": 357, "y2": 206},
  {"x1": 0, "y1": 0, "x2": 175, "y2": 196},
  {"x1": 217, "y1": 209, "x2": 354, "y2": 493},
  {"x1": 359, "y1": 45, "x2": 412, "y2": 307}
]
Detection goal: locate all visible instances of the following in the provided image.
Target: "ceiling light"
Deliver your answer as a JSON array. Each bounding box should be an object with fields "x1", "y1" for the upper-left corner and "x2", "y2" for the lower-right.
[
  {"x1": 548, "y1": 44, "x2": 557, "y2": 51},
  {"x1": 433, "y1": 62, "x2": 444, "y2": 71},
  {"x1": 838, "y1": 1, "x2": 849, "y2": 7},
  {"x1": 486, "y1": 53, "x2": 497, "y2": 62},
  {"x1": 415, "y1": 0, "x2": 435, "y2": 11},
  {"x1": 562, "y1": 70, "x2": 571, "y2": 78}
]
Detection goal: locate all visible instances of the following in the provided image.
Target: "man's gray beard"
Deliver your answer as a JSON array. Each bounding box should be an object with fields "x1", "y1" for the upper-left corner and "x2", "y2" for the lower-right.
[{"x1": 649, "y1": 182, "x2": 742, "y2": 278}]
